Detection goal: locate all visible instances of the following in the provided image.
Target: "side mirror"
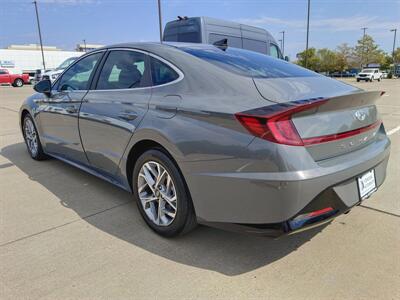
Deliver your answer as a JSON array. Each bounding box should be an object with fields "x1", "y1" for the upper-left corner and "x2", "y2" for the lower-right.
[
  {"x1": 284, "y1": 56, "x2": 289, "y2": 62},
  {"x1": 34, "y1": 79, "x2": 52, "y2": 97}
]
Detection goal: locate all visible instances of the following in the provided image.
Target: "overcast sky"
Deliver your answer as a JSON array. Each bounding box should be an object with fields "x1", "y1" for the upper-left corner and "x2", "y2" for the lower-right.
[{"x1": 2, "y1": 0, "x2": 399, "y2": 59}]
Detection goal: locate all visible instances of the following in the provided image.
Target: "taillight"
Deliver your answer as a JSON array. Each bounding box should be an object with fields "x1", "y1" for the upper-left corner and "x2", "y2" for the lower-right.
[{"x1": 235, "y1": 98, "x2": 327, "y2": 146}]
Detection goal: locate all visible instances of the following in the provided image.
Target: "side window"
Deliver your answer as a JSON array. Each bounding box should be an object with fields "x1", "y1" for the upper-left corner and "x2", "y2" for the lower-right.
[
  {"x1": 242, "y1": 39, "x2": 267, "y2": 54},
  {"x1": 150, "y1": 57, "x2": 179, "y2": 86},
  {"x1": 0, "y1": 70, "x2": 8, "y2": 75},
  {"x1": 209, "y1": 33, "x2": 242, "y2": 48},
  {"x1": 57, "y1": 53, "x2": 102, "y2": 91},
  {"x1": 269, "y1": 43, "x2": 280, "y2": 59},
  {"x1": 96, "y1": 50, "x2": 149, "y2": 90}
]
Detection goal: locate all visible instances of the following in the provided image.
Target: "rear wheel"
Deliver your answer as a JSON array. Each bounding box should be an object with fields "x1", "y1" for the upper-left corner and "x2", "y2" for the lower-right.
[
  {"x1": 133, "y1": 149, "x2": 197, "y2": 237},
  {"x1": 357, "y1": 79, "x2": 360, "y2": 82},
  {"x1": 13, "y1": 78, "x2": 24, "y2": 87},
  {"x1": 22, "y1": 114, "x2": 48, "y2": 160}
]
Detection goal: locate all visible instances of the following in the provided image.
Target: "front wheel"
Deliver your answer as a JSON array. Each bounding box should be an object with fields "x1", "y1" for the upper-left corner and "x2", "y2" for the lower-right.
[
  {"x1": 13, "y1": 78, "x2": 24, "y2": 87},
  {"x1": 22, "y1": 114, "x2": 48, "y2": 160},
  {"x1": 133, "y1": 149, "x2": 197, "y2": 237}
]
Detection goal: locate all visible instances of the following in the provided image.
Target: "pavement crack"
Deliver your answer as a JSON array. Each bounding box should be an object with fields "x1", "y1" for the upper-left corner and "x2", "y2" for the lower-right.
[
  {"x1": 359, "y1": 205, "x2": 400, "y2": 218},
  {"x1": 0, "y1": 106, "x2": 19, "y2": 113},
  {"x1": 0, "y1": 200, "x2": 131, "y2": 247}
]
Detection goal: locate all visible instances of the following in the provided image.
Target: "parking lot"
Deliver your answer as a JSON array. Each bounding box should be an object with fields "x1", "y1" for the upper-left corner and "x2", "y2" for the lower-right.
[{"x1": 0, "y1": 79, "x2": 399, "y2": 299}]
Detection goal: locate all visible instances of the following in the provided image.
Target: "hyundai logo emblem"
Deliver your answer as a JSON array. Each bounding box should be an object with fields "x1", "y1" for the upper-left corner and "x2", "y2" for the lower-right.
[{"x1": 354, "y1": 110, "x2": 367, "y2": 121}]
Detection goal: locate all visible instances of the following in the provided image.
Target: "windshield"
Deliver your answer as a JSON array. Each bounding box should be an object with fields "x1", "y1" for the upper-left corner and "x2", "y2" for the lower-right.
[
  {"x1": 56, "y1": 57, "x2": 77, "y2": 70},
  {"x1": 181, "y1": 47, "x2": 319, "y2": 78},
  {"x1": 361, "y1": 69, "x2": 374, "y2": 73}
]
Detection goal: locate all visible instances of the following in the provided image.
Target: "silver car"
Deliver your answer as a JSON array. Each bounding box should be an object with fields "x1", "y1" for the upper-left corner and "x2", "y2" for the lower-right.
[{"x1": 20, "y1": 43, "x2": 391, "y2": 237}]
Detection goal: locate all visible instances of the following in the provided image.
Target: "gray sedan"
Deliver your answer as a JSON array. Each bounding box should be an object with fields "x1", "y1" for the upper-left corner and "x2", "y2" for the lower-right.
[{"x1": 19, "y1": 43, "x2": 391, "y2": 237}]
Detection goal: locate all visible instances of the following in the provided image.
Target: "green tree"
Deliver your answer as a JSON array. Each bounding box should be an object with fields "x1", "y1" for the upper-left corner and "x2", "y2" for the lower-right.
[
  {"x1": 381, "y1": 55, "x2": 393, "y2": 70},
  {"x1": 316, "y1": 48, "x2": 337, "y2": 73},
  {"x1": 353, "y1": 34, "x2": 385, "y2": 67},
  {"x1": 393, "y1": 47, "x2": 400, "y2": 64},
  {"x1": 336, "y1": 43, "x2": 355, "y2": 70},
  {"x1": 296, "y1": 48, "x2": 320, "y2": 71}
]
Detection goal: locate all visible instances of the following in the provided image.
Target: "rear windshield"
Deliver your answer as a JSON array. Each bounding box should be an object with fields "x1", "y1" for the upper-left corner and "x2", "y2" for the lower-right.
[
  {"x1": 163, "y1": 18, "x2": 201, "y2": 43},
  {"x1": 181, "y1": 47, "x2": 320, "y2": 78}
]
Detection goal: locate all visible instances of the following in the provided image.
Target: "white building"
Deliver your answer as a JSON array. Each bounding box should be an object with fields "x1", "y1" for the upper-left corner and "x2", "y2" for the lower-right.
[{"x1": 0, "y1": 44, "x2": 83, "y2": 74}]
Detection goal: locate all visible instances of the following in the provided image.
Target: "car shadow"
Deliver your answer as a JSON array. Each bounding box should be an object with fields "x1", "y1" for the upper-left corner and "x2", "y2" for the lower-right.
[{"x1": 1, "y1": 142, "x2": 327, "y2": 276}]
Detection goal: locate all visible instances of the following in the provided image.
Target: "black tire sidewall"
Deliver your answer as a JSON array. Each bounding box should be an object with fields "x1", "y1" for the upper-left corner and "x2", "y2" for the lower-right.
[
  {"x1": 132, "y1": 149, "x2": 191, "y2": 237},
  {"x1": 15, "y1": 79, "x2": 23, "y2": 87}
]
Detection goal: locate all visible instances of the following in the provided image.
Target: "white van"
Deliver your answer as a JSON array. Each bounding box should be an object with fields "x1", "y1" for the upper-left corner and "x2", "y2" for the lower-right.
[{"x1": 163, "y1": 16, "x2": 286, "y2": 60}]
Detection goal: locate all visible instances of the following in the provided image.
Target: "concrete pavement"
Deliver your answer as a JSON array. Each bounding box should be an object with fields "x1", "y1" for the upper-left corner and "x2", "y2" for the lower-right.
[{"x1": 0, "y1": 79, "x2": 399, "y2": 299}]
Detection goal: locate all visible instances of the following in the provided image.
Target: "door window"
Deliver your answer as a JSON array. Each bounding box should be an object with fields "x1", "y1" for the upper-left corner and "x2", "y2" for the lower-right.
[
  {"x1": 96, "y1": 50, "x2": 149, "y2": 90},
  {"x1": 150, "y1": 57, "x2": 179, "y2": 86},
  {"x1": 269, "y1": 43, "x2": 281, "y2": 59},
  {"x1": 56, "y1": 53, "x2": 102, "y2": 91},
  {"x1": 242, "y1": 39, "x2": 267, "y2": 54},
  {"x1": 0, "y1": 69, "x2": 8, "y2": 75},
  {"x1": 209, "y1": 33, "x2": 242, "y2": 48}
]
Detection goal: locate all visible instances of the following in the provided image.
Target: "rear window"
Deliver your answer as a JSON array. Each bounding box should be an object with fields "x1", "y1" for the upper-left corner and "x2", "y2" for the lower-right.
[
  {"x1": 181, "y1": 47, "x2": 319, "y2": 78},
  {"x1": 163, "y1": 18, "x2": 201, "y2": 43}
]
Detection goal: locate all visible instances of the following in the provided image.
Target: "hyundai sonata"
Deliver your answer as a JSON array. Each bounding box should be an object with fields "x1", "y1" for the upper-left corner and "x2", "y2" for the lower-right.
[{"x1": 20, "y1": 43, "x2": 391, "y2": 237}]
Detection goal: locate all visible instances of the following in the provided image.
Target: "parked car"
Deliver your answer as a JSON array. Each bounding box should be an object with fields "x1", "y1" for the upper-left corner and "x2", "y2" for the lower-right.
[
  {"x1": 41, "y1": 57, "x2": 79, "y2": 82},
  {"x1": 330, "y1": 71, "x2": 356, "y2": 78},
  {"x1": 381, "y1": 71, "x2": 388, "y2": 79},
  {"x1": 163, "y1": 16, "x2": 286, "y2": 60},
  {"x1": 20, "y1": 43, "x2": 390, "y2": 237},
  {"x1": 356, "y1": 68, "x2": 383, "y2": 82},
  {"x1": 0, "y1": 68, "x2": 29, "y2": 87}
]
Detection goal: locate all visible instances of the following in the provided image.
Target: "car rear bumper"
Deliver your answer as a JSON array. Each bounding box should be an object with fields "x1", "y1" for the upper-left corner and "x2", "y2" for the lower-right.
[{"x1": 181, "y1": 134, "x2": 390, "y2": 234}]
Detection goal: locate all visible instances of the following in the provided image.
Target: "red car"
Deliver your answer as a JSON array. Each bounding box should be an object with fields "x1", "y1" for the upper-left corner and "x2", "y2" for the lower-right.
[{"x1": 0, "y1": 69, "x2": 29, "y2": 87}]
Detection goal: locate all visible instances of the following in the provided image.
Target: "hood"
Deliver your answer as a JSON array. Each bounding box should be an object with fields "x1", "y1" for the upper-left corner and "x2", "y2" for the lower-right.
[{"x1": 253, "y1": 76, "x2": 361, "y2": 103}]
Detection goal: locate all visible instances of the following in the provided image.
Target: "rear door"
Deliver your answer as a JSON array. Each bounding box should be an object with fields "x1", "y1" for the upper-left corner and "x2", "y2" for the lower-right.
[{"x1": 79, "y1": 49, "x2": 152, "y2": 177}]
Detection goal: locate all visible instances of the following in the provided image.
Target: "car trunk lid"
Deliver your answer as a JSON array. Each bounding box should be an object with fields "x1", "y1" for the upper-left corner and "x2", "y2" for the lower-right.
[{"x1": 250, "y1": 77, "x2": 383, "y2": 160}]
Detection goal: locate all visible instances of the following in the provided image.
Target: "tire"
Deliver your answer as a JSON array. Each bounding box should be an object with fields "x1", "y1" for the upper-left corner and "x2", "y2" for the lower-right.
[
  {"x1": 133, "y1": 149, "x2": 197, "y2": 237},
  {"x1": 13, "y1": 78, "x2": 24, "y2": 87},
  {"x1": 22, "y1": 114, "x2": 48, "y2": 160},
  {"x1": 357, "y1": 79, "x2": 360, "y2": 82}
]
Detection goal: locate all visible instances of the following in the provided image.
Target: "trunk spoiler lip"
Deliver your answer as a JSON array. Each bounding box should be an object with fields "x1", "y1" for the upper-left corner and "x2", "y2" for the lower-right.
[{"x1": 252, "y1": 76, "x2": 383, "y2": 105}]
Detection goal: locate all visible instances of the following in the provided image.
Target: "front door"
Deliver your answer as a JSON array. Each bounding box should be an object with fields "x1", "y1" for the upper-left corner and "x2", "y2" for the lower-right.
[
  {"x1": 79, "y1": 49, "x2": 152, "y2": 177},
  {"x1": 0, "y1": 69, "x2": 10, "y2": 84},
  {"x1": 37, "y1": 52, "x2": 104, "y2": 165}
]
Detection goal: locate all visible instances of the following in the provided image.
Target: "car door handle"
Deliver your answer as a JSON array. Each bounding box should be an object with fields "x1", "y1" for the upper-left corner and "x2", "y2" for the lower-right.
[
  {"x1": 65, "y1": 105, "x2": 78, "y2": 114},
  {"x1": 118, "y1": 112, "x2": 138, "y2": 121}
]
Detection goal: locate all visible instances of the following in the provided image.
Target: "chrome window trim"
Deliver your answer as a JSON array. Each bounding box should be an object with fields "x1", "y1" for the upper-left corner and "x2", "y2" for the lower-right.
[
  {"x1": 90, "y1": 47, "x2": 184, "y2": 92},
  {"x1": 52, "y1": 49, "x2": 107, "y2": 92}
]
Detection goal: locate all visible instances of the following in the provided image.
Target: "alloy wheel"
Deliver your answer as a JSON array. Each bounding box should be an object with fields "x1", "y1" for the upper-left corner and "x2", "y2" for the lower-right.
[
  {"x1": 137, "y1": 161, "x2": 177, "y2": 226},
  {"x1": 24, "y1": 118, "x2": 38, "y2": 157}
]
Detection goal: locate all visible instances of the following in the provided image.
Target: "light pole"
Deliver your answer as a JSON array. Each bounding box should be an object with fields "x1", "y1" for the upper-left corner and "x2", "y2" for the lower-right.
[
  {"x1": 83, "y1": 39, "x2": 87, "y2": 52},
  {"x1": 33, "y1": 1, "x2": 46, "y2": 70},
  {"x1": 280, "y1": 30, "x2": 285, "y2": 56},
  {"x1": 361, "y1": 27, "x2": 367, "y2": 68},
  {"x1": 390, "y1": 29, "x2": 397, "y2": 76},
  {"x1": 157, "y1": 0, "x2": 163, "y2": 42},
  {"x1": 278, "y1": 39, "x2": 283, "y2": 51},
  {"x1": 305, "y1": 0, "x2": 311, "y2": 68}
]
